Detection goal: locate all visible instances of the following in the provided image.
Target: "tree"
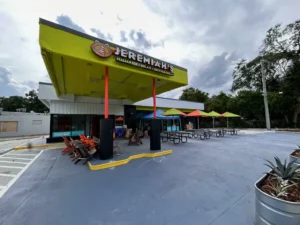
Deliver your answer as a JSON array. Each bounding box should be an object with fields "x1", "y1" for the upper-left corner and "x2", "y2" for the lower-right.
[
  {"x1": 0, "y1": 96, "x2": 26, "y2": 111},
  {"x1": 205, "y1": 92, "x2": 231, "y2": 112},
  {"x1": 179, "y1": 87, "x2": 209, "y2": 102},
  {"x1": 24, "y1": 90, "x2": 48, "y2": 113},
  {"x1": 0, "y1": 89, "x2": 48, "y2": 113},
  {"x1": 227, "y1": 90, "x2": 265, "y2": 127},
  {"x1": 232, "y1": 19, "x2": 300, "y2": 126}
]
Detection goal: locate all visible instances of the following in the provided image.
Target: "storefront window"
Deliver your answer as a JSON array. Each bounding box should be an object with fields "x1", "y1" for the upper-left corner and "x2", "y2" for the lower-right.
[
  {"x1": 52, "y1": 115, "x2": 72, "y2": 137},
  {"x1": 71, "y1": 115, "x2": 85, "y2": 136}
]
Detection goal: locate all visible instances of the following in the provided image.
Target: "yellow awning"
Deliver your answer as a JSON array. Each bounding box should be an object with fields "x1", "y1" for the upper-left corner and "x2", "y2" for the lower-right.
[{"x1": 39, "y1": 18, "x2": 188, "y2": 102}]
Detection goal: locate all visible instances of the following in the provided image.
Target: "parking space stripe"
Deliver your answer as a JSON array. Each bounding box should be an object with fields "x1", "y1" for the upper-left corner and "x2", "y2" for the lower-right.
[
  {"x1": 0, "y1": 157, "x2": 32, "y2": 161},
  {"x1": 0, "y1": 161, "x2": 28, "y2": 165},
  {"x1": 0, "y1": 165, "x2": 24, "y2": 169},
  {"x1": 0, "y1": 173, "x2": 16, "y2": 177},
  {"x1": 0, "y1": 150, "x2": 44, "y2": 199},
  {"x1": 6, "y1": 153, "x2": 37, "y2": 156}
]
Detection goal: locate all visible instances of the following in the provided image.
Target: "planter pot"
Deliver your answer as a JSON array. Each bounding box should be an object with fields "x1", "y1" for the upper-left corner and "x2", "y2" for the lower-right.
[
  {"x1": 255, "y1": 174, "x2": 300, "y2": 225},
  {"x1": 289, "y1": 150, "x2": 300, "y2": 167}
]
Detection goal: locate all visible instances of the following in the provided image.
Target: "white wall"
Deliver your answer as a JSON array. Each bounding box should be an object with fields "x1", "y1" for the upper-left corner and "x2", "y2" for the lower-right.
[
  {"x1": 50, "y1": 100, "x2": 124, "y2": 115},
  {"x1": 39, "y1": 82, "x2": 131, "y2": 115},
  {"x1": 38, "y1": 82, "x2": 204, "y2": 113},
  {"x1": 38, "y1": 83, "x2": 75, "y2": 102},
  {"x1": 0, "y1": 115, "x2": 50, "y2": 138},
  {"x1": 38, "y1": 82, "x2": 133, "y2": 106},
  {"x1": 134, "y1": 97, "x2": 204, "y2": 110}
]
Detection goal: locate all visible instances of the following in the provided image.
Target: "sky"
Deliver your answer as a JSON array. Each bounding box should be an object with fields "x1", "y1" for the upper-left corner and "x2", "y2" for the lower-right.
[{"x1": 0, "y1": 0, "x2": 299, "y2": 99}]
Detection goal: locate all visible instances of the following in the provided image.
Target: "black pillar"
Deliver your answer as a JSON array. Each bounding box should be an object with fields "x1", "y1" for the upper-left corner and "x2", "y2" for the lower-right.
[
  {"x1": 150, "y1": 119, "x2": 161, "y2": 151},
  {"x1": 124, "y1": 105, "x2": 136, "y2": 130},
  {"x1": 99, "y1": 118, "x2": 113, "y2": 160}
]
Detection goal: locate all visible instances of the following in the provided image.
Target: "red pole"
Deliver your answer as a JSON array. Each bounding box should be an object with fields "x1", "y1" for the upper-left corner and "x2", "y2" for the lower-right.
[
  {"x1": 153, "y1": 78, "x2": 156, "y2": 119},
  {"x1": 104, "y1": 66, "x2": 109, "y2": 119}
]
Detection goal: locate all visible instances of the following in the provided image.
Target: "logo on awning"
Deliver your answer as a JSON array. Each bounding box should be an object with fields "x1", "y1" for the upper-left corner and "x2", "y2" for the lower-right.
[
  {"x1": 90, "y1": 40, "x2": 113, "y2": 58},
  {"x1": 90, "y1": 40, "x2": 174, "y2": 76}
]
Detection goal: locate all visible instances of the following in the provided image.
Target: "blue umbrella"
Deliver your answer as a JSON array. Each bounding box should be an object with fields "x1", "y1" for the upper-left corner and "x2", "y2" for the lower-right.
[
  {"x1": 143, "y1": 110, "x2": 179, "y2": 119},
  {"x1": 143, "y1": 109, "x2": 164, "y2": 119}
]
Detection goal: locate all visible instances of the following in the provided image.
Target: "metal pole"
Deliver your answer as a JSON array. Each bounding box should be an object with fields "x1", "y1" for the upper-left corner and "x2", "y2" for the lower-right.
[
  {"x1": 197, "y1": 117, "x2": 200, "y2": 129},
  {"x1": 152, "y1": 78, "x2": 156, "y2": 119},
  {"x1": 227, "y1": 118, "x2": 229, "y2": 128},
  {"x1": 179, "y1": 118, "x2": 181, "y2": 131},
  {"x1": 104, "y1": 67, "x2": 109, "y2": 119},
  {"x1": 173, "y1": 118, "x2": 175, "y2": 131},
  {"x1": 260, "y1": 60, "x2": 271, "y2": 130}
]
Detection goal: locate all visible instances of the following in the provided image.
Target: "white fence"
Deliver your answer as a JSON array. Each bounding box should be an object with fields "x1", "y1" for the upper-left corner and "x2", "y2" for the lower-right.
[{"x1": 0, "y1": 115, "x2": 50, "y2": 138}]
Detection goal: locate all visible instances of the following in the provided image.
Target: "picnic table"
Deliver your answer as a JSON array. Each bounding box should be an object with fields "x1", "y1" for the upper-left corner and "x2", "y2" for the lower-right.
[
  {"x1": 176, "y1": 131, "x2": 194, "y2": 138},
  {"x1": 224, "y1": 128, "x2": 238, "y2": 135},
  {"x1": 194, "y1": 129, "x2": 211, "y2": 140},
  {"x1": 208, "y1": 129, "x2": 224, "y2": 137},
  {"x1": 160, "y1": 131, "x2": 188, "y2": 144}
]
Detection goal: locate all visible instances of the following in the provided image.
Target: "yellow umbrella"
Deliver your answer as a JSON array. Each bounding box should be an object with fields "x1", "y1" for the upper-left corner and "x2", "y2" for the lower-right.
[
  {"x1": 221, "y1": 112, "x2": 240, "y2": 128},
  {"x1": 162, "y1": 108, "x2": 186, "y2": 116},
  {"x1": 206, "y1": 111, "x2": 221, "y2": 128},
  {"x1": 163, "y1": 108, "x2": 186, "y2": 131}
]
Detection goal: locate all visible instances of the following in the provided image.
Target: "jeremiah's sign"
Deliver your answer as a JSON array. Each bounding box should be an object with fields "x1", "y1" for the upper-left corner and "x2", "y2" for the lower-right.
[
  {"x1": 91, "y1": 41, "x2": 174, "y2": 76},
  {"x1": 114, "y1": 47, "x2": 174, "y2": 75}
]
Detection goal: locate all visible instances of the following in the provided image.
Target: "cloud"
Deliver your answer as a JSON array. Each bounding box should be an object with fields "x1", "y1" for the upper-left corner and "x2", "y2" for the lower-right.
[
  {"x1": 1, "y1": 0, "x2": 300, "y2": 99},
  {"x1": 0, "y1": 10, "x2": 47, "y2": 95},
  {"x1": 143, "y1": 0, "x2": 300, "y2": 97},
  {"x1": 120, "y1": 30, "x2": 128, "y2": 42},
  {"x1": 90, "y1": 28, "x2": 113, "y2": 41},
  {"x1": 190, "y1": 52, "x2": 241, "y2": 95},
  {"x1": 0, "y1": 67, "x2": 33, "y2": 97},
  {"x1": 144, "y1": 0, "x2": 278, "y2": 58},
  {"x1": 56, "y1": 15, "x2": 114, "y2": 41},
  {"x1": 159, "y1": 52, "x2": 240, "y2": 98},
  {"x1": 129, "y1": 30, "x2": 152, "y2": 49},
  {"x1": 119, "y1": 29, "x2": 164, "y2": 52},
  {"x1": 158, "y1": 86, "x2": 186, "y2": 99},
  {"x1": 56, "y1": 14, "x2": 86, "y2": 33}
]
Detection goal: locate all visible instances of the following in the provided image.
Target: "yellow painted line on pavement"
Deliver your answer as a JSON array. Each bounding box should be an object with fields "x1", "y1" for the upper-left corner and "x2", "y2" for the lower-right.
[
  {"x1": 88, "y1": 150, "x2": 172, "y2": 171},
  {"x1": 13, "y1": 142, "x2": 64, "y2": 150}
]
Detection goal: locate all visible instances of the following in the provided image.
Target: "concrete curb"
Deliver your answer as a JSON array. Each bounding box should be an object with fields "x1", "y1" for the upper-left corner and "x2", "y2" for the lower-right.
[{"x1": 88, "y1": 150, "x2": 172, "y2": 171}]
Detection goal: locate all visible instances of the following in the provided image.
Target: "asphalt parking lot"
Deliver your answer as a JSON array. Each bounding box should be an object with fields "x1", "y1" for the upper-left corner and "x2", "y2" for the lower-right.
[{"x1": 0, "y1": 131, "x2": 299, "y2": 225}]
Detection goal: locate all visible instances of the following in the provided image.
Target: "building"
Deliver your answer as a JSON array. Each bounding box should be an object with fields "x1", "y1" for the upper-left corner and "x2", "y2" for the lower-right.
[
  {"x1": 0, "y1": 110, "x2": 50, "y2": 138},
  {"x1": 38, "y1": 82, "x2": 204, "y2": 141},
  {"x1": 38, "y1": 18, "x2": 203, "y2": 159}
]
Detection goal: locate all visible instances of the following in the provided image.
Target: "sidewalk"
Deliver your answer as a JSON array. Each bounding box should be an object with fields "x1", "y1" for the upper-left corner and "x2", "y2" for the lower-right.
[
  {"x1": 0, "y1": 137, "x2": 44, "y2": 155},
  {"x1": 0, "y1": 135, "x2": 48, "y2": 142},
  {"x1": 239, "y1": 129, "x2": 275, "y2": 134}
]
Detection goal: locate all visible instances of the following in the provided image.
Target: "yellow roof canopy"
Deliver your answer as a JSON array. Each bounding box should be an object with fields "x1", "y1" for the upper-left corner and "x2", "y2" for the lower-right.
[{"x1": 39, "y1": 18, "x2": 188, "y2": 102}]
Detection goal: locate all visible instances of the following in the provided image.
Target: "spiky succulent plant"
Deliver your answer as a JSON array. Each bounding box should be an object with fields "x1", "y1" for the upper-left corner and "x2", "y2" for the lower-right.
[
  {"x1": 264, "y1": 180, "x2": 298, "y2": 197},
  {"x1": 265, "y1": 156, "x2": 300, "y2": 181}
]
